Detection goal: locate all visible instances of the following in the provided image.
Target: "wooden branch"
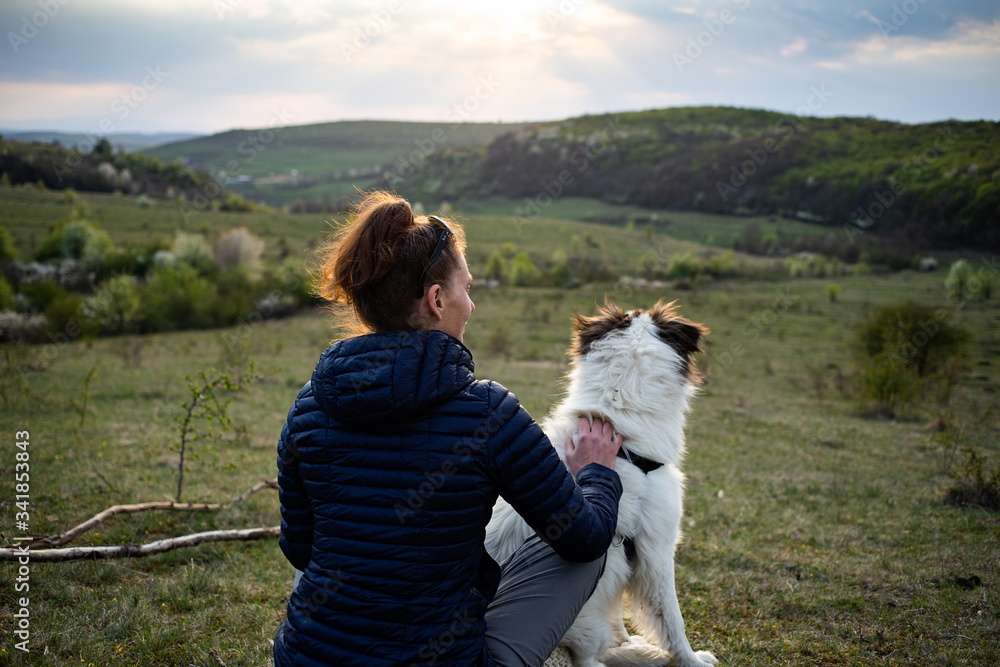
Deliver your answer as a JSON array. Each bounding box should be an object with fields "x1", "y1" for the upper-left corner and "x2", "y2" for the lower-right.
[
  {"x1": 0, "y1": 526, "x2": 280, "y2": 562},
  {"x1": 19, "y1": 478, "x2": 278, "y2": 549}
]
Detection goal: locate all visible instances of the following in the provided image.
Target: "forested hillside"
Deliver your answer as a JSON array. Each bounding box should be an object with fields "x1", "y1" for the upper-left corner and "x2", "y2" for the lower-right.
[{"x1": 380, "y1": 107, "x2": 1000, "y2": 250}]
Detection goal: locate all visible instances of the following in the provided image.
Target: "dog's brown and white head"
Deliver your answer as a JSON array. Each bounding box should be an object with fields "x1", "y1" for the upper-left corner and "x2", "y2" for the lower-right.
[
  {"x1": 561, "y1": 298, "x2": 709, "y2": 441},
  {"x1": 570, "y1": 298, "x2": 708, "y2": 380}
]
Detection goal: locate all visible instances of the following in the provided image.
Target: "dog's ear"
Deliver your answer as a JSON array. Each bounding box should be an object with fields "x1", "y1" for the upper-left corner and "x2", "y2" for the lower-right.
[
  {"x1": 649, "y1": 300, "x2": 709, "y2": 380},
  {"x1": 570, "y1": 298, "x2": 631, "y2": 356}
]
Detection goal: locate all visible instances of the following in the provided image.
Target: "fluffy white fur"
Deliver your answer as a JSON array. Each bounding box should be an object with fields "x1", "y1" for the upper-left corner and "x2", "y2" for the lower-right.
[{"x1": 485, "y1": 308, "x2": 718, "y2": 667}]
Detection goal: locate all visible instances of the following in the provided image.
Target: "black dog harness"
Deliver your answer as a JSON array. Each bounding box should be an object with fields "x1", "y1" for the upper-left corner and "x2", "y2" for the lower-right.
[
  {"x1": 614, "y1": 448, "x2": 664, "y2": 562},
  {"x1": 615, "y1": 448, "x2": 664, "y2": 475}
]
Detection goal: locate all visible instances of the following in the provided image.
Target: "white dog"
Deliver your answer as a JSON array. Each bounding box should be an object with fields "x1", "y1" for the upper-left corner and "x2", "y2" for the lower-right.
[{"x1": 485, "y1": 299, "x2": 718, "y2": 667}]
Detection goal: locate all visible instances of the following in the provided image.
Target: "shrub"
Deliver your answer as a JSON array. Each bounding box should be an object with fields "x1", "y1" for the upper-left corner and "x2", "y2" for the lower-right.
[
  {"x1": 0, "y1": 276, "x2": 12, "y2": 311},
  {"x1": 260, "y1": 257, "x2": 315, "y2": 308},
  {"x1": 826, "y1": 284, "x2": 841, "y2": 303},
  {"x1": 853, "y1": 302, "x2": 972, "y2": 417},
  {"x1": 856, "y1": 302, "x2": 970, "y2": 378},
  {"x1": 136, "y1": 194, "x2": 152, "y2": 208},
  {"x1": 18, "y1": 279, "x2": 67, "y2": 313},
  {"x1": 171, "y1": 232, "x2": 215, "y2": 276},
  {"x1": 705, "y1": 250, "x2": 739, "y2": 278},
  {"x1": 213, "y1": 226, "x2": 264, "y2": 275},
  {"x1": 549, "y1": 261, "x2": 571, "y2": 287},
  {"x1": 212, "y1": 266, "x2": 259, "y2": 325},
  {"x1": 137, "y1": 264, "x2": 219, "y2": 332},
  {"x1": 935, "y1": 430, "x2": 1000, "y2": 511},
  {"x1": 219, "y1": 193, "x2": 256, "y2": 212},
  {"x1": 34, "y1": 219, "x2": 114, "y2": 264},
  {"x1": 44, "y1": 292, "x2": 99, "y2": 339},
  {"x1": 854, "y1": 342, "x2": 920, "y2": 417},
  {"x1": 945, "y1": 259, "x2": 994, "y2": 302},
  {"x1": 0, "y1": 311, "x2": 48, "y2": 343},
  {"x1": 485, "y1": 250, "x2": 507, "y2": 283},
  {"x1": 667, "y1": 252, "x2": 703, "y2": 280},
  {"x1": 0, "y1": 226, "x2": 16, "y2": 261},
  {"x1": 510, "y1": 252, "x2": 541, "y2": 286},
  {"x1": 944, "y1": 260, "x2": 973, "y2": 301},
  {"x1": 82, "y1": 274, "x2": 140, "y2": 334}
]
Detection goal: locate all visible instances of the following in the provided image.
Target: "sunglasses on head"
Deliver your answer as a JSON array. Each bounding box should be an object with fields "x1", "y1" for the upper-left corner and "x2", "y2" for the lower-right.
[{"x1": 415, "y1": 215, "x2": 453, "y2": 298}]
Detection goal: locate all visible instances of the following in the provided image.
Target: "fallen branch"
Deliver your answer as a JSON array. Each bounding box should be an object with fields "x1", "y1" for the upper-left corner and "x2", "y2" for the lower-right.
[
  {"x1": 17, "y1": 478, "x2": 278, "y2": 549},
  {"x1": 0, "y1": 526, "x2": 280, "y2": 562}
]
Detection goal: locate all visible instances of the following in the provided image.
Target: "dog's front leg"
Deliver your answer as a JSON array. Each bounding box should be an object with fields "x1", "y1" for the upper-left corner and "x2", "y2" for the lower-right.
[{"x1": 630, "y1": 555, "x2": 718, "y2": 667}]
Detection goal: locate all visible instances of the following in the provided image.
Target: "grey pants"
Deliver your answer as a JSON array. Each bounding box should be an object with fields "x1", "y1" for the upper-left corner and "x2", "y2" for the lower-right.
[
  {"x1": 485, "y1": 533, "x2": 606, "y2": 666},
  {"x1": 282, "y1": 534, "x2": 605, "y2": 667}
]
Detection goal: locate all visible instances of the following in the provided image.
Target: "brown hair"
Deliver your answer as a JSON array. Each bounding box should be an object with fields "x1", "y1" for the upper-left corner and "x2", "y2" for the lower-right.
[{"x1": 315, "y1": 191, "x2": 466, "y2": 333}]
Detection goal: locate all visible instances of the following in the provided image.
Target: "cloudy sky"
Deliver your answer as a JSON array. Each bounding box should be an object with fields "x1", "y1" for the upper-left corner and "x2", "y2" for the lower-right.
[{"x1": 2, "y1": 0, "x2": 998, "y2": 135}]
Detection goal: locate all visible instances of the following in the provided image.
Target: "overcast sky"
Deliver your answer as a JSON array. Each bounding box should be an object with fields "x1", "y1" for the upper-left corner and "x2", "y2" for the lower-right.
[{"x1": 2, "y1": 0, "x2": 998, "y2": 135}]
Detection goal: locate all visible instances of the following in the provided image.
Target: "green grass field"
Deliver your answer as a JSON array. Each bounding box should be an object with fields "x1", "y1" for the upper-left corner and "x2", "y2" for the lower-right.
[
  {"x1": 146, "y1": 120, "x2": 533, "y2": 178},
  {"x1": 1, "y1": 188, "x2": 998, "y2": 665}
]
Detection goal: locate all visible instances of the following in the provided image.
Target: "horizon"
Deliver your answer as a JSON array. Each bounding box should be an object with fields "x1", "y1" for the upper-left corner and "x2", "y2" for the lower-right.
[
  {"x1": 2, "y1": 1, "x2": 999, "y2": 136},
  {"x1": 4, "y1": 103, "x2": 998, "y2": 143}
]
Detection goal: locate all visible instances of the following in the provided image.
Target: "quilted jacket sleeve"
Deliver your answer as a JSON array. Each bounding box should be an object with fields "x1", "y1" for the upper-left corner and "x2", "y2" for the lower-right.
[
  {"x1": 276, "y1": 384, "x2": 314, "y2": 572},
  {"x1": 485, "y1": 382, "x2": 622, "y2": 563}
]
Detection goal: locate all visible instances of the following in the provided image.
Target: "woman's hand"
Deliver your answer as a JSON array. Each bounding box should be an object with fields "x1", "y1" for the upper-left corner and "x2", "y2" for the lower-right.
[{"x1": 565, "y1": 416, "x2": 623, "y2": 476}]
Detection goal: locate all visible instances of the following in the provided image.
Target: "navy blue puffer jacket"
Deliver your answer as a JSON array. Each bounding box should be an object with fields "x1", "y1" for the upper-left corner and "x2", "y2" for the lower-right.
[{"x1": 276, "y1": 330, "x2": 622, "y2": 666}]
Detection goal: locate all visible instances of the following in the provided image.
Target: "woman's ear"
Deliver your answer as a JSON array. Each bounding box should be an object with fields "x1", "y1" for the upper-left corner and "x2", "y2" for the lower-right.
[{"x1": 425, "y1": 284, "x2": 444, "y2": 321}]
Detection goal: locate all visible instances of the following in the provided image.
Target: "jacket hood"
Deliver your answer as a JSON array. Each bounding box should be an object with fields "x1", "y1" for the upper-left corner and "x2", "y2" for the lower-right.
[{"x1": 311, "y1": 330, "x2": 476, "y2": 427}]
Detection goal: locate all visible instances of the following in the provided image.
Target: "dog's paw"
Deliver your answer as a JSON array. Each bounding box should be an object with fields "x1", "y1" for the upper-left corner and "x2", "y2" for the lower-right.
[
  {"x1": 690, "y1": 650, "x2": 719, "y2": 666},
  {"x1": 602, "y1": 636, "x2": 669, "y2": 666}
]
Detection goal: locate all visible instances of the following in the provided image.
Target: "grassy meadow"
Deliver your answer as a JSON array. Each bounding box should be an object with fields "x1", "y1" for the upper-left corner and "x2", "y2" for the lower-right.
[{"x1": 0, "y1": 188, "x2": 998, "y2": 666}]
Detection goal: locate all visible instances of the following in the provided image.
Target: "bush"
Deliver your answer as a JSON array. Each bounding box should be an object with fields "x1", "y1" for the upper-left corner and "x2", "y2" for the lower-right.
[
  {"x1": 667, "y1": 252, "x2": 703, "y2": 280},
  {"x1": 82, "y1": 274, "x2": 140, "y2": 334},
  {"x1": 137, "y1": 264, "x2": 219, "y2": 332},
  {"x1": 44, "y1": 292, "x2": 99, "y2": 339},
  {"x1": 34, "y1": 218, "x2": 114, "y2": 264},
  {"x1": 260, "y1": 257, "x2": 315, "y2": 307},
  {"x1": 485, "y1": 250, "x2": 507, "y2": 283},
  {"x1": 0, "y1": 226, "x2": 16, "y2": 261},
  {"x1": 0, "y1": 276, "x2": 12, "y2": 311},
  {"x1": 219, "y1": 193, "x2": 256, "y2": 212},
  {"x1": 826, "y1": 284, "x2": 841, "y2": 303},
  {"x1": 944, "y1": 260, "x2": 973, "y2": 301},
  {"x1": 935, "y1": 430, "x2": 1000, "y2": 511},
  {"x1": 510, "y1": 252, "x2": 541, "y2": 286},
  {"x1": 213, "y1": 227, "x2": 264, "y2": 275},
  {"x1": 854, "y1": 342, "x2": 920, "y2": 417},
  {"x1": 946, "y1": 259, "x2": 993, "y2": 302},
  {"x1": 0, "y1": 311, "x2": 48, "y2": 343},
  {"x1": 212, "y1": 266, "x2": 259, "y2": 325},
  {"x1": 18, "y1": 279, "x2": 68, "y2": 313},
  {"x1": 853, "y1": 302, "x2": 972, "y2": 417},
  {"x1": 856, "y1": 302, "x2": 970, "y2": 378},
  {"x1": 171, "y1": 232, "x2": 215, "y2": 276},
  {"x1": 705, "y1": 250, "x2": 739, "y2": 278}
]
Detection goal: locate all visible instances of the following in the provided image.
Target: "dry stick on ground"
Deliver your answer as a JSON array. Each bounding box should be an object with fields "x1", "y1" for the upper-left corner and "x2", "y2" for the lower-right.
[
  {"x1": 0, "y1": 526, "x2": 280, "y2": 563},
  {"x1": 14, "y1": 478, "x2": 278, "y2": 549}
]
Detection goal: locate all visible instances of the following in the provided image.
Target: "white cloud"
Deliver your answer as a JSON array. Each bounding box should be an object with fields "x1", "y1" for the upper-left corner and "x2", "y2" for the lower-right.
[{"x1": 781, "y1": 37, "x2": 808, "y2": 57}]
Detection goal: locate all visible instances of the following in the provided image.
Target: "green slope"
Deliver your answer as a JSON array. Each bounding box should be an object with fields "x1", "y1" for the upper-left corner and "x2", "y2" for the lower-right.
[
  {"x1": 379, "y1": 106, "x2": 1000, "y2": 249},
  {"x1": 146, "y1": 119, "x2": 533, "y2": 201}
]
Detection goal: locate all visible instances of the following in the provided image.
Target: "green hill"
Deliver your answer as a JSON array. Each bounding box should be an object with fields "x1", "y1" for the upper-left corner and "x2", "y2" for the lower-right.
[
  {"x1": 146, "y1": 120, "x2": 533, "y2": 210},
  {"x1": 377, "y1": 107, "x2": 1000, "y2": 250}
]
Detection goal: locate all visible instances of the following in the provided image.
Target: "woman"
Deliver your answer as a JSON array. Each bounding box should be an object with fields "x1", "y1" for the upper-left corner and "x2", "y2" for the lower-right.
[{"x1": 273, "y1": 191, "x2": 623, "y2": 667}]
